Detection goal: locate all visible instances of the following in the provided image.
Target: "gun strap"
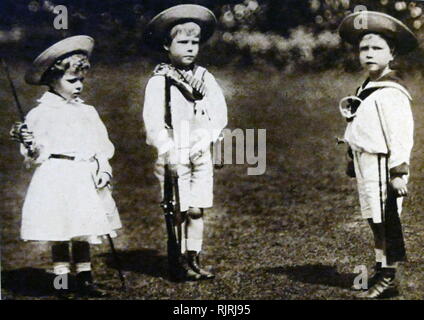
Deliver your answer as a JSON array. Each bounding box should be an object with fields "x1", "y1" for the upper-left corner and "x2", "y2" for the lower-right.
[
  {"x1": 163, "y1": 74, "x2": 183, "y2": 257},
  {"x1": 164, "y1": 75, "x2": 172, "y2": 129},
  {"x1": 383, "y1": 155, "x2": 407, "y2": 265},
  {"x1": 163, "y1": 74, "x2": 173, "y2": 201}
]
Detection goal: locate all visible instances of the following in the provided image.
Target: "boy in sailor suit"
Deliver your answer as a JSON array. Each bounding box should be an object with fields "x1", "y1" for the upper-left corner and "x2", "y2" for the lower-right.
[
  {"x1": 143, "y1": 5, "x2": 228, "y2": 280},
  {"x1": 10, "y1": 36, "x2": 121, "y2": 298},
  {"x1": 338, "y1": 11, "x2": 417, "y2": 298}
]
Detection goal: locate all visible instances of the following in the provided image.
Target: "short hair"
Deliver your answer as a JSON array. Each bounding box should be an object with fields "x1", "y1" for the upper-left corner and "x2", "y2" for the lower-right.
[
  {"x1": 164, "y1": 22, "x2": 201, "y2": 45},
  {"x1": 359, "y1": 32, "x2": 396, "y2": 54},
  {"x1": 41, "y1": 52, "x2": 90, "y2": 85}
]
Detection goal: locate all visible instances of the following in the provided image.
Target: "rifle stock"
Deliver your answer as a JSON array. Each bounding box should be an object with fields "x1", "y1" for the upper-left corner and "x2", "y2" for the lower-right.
[{"x1": 161, "y1": 164, "x2": 182, "y2": 274}]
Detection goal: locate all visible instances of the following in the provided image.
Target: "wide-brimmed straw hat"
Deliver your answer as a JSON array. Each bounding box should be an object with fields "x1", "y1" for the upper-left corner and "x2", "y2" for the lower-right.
[
  {"x1": 144, "y1": 4, "x2": 217, "y2": 49},
  {"x1": 25, "y1": 35, "x2": 94, "y2": 85},
  {"x1": 338, "y1": 11, "x2": 418, "y2": 54}
]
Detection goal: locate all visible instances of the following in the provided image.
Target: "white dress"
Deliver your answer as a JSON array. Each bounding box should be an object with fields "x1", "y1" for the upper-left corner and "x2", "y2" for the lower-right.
[{"x1": 20, "y1": 91, "x2": 121, "y2": 242}]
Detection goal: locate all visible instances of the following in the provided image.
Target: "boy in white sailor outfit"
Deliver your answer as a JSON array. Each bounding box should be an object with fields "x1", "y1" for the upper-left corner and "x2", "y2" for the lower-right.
[
  {"x1": 10, "y1": 36, "x2": 121, "y2": 297},
  {"x1": 338, "y1": 11, "x2": 417, "y2": 298},
  {"x1": 143, "y1": 5, "x2": 228, "y2": 280}
]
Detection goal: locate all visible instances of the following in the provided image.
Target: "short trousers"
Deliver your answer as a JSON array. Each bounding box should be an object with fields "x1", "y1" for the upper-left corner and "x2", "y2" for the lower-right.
[
  {"x1": 155, "y1": 148, "x2": 213, "y2": 212},
  {"x1": 353, "y1": 151, "x2": 405, "y2": 223}
]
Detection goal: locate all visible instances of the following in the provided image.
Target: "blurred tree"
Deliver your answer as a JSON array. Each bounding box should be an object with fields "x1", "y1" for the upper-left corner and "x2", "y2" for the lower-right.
[{"x1": 1, "y1": 0, "x2": 424, "y2": 70}]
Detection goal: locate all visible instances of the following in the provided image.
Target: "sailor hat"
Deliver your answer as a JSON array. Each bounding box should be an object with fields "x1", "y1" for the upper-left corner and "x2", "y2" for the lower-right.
[
  {"x1": 339, "y1": 11, "x2": 417, "y2": 54},
  {"x1": 144, "y1": 4, "x2": 217, "y2": 49},
  {"x1": 25, "y1": 35, "x2": 94, "y2": 85}
]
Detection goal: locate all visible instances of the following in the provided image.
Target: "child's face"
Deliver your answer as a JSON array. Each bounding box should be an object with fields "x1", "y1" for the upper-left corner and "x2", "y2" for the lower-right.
[
  {"x1": 359, "y1": 33, "x2": 394, "y2": 75},
  {"x1": 165, "y1": 32, "x2": 200, "y2": 68},
  {"x1": 51, "y1": 70, "x2": 85, "y2": 100}
]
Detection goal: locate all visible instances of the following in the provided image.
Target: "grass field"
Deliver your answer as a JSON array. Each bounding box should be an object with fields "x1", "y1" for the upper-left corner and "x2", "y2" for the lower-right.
[{"x1": 1, "y1": 61, "x2": 424, "y2": 300}]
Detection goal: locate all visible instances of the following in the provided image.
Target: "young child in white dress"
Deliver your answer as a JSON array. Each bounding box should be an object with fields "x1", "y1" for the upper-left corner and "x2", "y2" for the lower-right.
[{"x1": 10, "y1": 35, "x2": 121, "y2": 298}]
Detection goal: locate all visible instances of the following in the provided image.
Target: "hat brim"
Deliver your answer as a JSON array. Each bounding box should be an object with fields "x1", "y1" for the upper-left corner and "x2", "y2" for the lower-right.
[
  {"x1": 25, "y1": 35, "x2": 94, "y2": 85},
  {"x1": 144, "y1": 4, "x2": 217, "y2": 50},
  {"x1": 338, "y1": 11, "x2": 417, "y2": 55}
]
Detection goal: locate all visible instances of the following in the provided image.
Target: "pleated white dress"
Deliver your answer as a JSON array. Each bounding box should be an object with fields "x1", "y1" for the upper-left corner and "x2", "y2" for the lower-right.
[{"x1": 20, "y1": 92, "x2": 121, "y2": 242}]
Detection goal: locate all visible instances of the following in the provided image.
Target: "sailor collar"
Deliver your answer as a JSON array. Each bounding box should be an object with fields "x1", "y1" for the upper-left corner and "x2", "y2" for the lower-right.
[{"x1": 358, "y1": 72, "x2": 412, "y2": 101}]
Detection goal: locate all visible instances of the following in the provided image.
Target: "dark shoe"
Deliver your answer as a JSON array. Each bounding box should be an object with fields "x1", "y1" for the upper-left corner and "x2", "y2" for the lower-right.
[
  {"x1": 169, "y1": 255, "x2": 202, "y2": 282},
  {"x1": 368, "y1": 262, "x2": 383, "y2": 288},
  {"x1": 187, "y1": 251, "x2": 215, "y2": 280},
  {"x1": 76, "y1": 271, "x2": 108, "y2": 298},
  {"x1": 352, "y1": 262, "x2": 382, "y2": 291},
  {"x1": 356, "y1": 269, "x2": 398, "y2": 299}
]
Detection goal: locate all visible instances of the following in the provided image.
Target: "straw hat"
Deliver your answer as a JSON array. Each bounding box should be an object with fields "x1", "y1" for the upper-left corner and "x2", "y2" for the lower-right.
[
  {"x1": 144, "y1": 4, "x2": 217, "y2": 49},
  {"x1": 25, "y1": 35, "x2": 94, "y2": 85},
  {"x1": 338, "y1": 11, "x2": 417, "y2": 54}
]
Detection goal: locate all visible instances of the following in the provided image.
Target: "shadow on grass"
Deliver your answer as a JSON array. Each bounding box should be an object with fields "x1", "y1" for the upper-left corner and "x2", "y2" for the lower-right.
[
  {"x1": 101, "y1": 248, "x2": 174, "y2": 281},
  {"x1": 1, "y1": 267, "x2": 74, "y2": 298},
  {"x1": 265, "y1": 264, "x2": 356, "y2": 289}
]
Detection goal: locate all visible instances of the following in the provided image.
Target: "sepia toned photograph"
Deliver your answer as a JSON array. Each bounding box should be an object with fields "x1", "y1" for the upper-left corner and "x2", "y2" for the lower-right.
[{"x1": 1, "y1": 0, "x2": 424, "y2": 302}]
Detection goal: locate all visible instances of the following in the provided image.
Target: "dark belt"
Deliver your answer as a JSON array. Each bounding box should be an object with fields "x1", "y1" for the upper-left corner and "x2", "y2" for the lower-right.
[{"x1": 49, "y1": 154, "x2": 75, "y2": 161}]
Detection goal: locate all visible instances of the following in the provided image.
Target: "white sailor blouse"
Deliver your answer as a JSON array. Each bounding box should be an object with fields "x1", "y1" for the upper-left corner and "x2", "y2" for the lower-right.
[
  {"x1": 342, "y1": 76, "x2": 413, "y2": 176},
  {"x1": 143, "y1": 64, "x2": 228, "y2": 156}
]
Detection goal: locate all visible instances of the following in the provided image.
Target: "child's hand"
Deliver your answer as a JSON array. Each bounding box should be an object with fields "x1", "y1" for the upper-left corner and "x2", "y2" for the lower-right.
[
  {"x1": 96, "y1": 172, "x2": 111, "y2": 189},
  {"x1": 346, "y1": 159, "x2": 355, "y2": 178},
  {"x1": 190, "y1": 147, "x2": 203, "y2": 161},
  {"x1": 390, "y1": 176, "x2": 408, "y2": 197},
  {"x1": 10, "y1": 122, "x2": 34, "y2": 147},
  {"x1": 190, "y1": 130, "x2": 211, "y2": 161},
  {"x1": 190, "y1": 141, "x2": 210, "y2": 161},
  {"x1": 164, "y1": 150, "x2": 179, "y2": 175}
]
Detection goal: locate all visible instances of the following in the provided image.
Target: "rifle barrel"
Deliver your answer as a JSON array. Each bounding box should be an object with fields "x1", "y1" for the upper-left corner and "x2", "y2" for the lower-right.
[
  {"x1": 1, "y1": 58, "x2": 25, "y2": 121},
  {"x1": 107, "y1": 234, "x2": 126, "y2": 291}
]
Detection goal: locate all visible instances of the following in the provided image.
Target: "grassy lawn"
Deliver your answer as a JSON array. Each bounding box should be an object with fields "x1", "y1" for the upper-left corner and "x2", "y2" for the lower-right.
[{"x1": 1, "y1": 61, "x2": 424, "y2": 299}]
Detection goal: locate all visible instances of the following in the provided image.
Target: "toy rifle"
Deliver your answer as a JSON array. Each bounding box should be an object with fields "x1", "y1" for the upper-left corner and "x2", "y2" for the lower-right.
[
  {"x1": 1, "y1": 58, "x2": 35, "y2": 157},
  {"x1": 106, "y1": 234, "x2": 126, "y2": 291},
  {"x1": 161, "y1": 164, "x2": 182, "y2": 278},
  {"x1": 161, "y1": 76, "x2": 183, "y2": 278},
  {"x1": 93, "y1": 158, "x2": 126, "y2": 291},
  {"x1": 1, "y1": 58, "x2": 25, "y2": 121}
]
